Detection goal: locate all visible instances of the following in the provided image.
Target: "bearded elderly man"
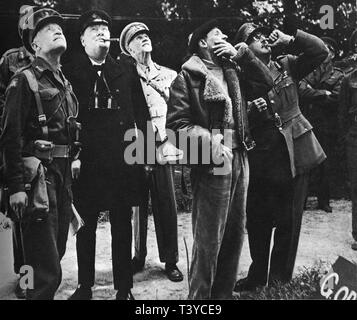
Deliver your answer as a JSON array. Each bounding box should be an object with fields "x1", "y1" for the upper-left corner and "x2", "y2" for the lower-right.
[
  {"x1": 63, "y1": 10, "x2": 143, "y2": 300},
  {"x1": 119, "y1": 22, "x2": 183, "y2": 282},
  {"x1": 0, "y1": 8, "x2": 80, "y2": 300},
  {"x1": 167, "y1": 19, "x2": 273, "y2": 299}
]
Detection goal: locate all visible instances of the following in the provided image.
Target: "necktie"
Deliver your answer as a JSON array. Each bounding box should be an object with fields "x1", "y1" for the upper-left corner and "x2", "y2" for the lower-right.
[{"x1": 93, "y1": 64, "x2": 104, "y2": 73}]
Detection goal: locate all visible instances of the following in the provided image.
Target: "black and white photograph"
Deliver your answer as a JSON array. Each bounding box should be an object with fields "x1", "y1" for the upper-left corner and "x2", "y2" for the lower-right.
[{"x1": 0, "y1": 0, "x2": 356, "y2": 308}]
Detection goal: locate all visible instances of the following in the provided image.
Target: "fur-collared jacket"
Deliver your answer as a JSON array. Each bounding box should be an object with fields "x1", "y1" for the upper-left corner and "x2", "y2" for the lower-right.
[{"x1": 167, "y1": 50, "x2": 273, "y2": 159}]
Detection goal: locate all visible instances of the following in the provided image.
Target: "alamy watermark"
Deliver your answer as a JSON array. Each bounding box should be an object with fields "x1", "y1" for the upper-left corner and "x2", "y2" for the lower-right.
[
  {"x1": 19, "y1": 265, "x2": 34, "y2": 290},
  {"x1": 123, "y1": 123, "x2": 235, "y2": 175}
]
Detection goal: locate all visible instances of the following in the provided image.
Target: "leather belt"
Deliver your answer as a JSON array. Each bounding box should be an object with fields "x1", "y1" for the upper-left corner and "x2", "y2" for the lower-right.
[{"x1": 52, "y1": 145, "x2": 70, "y2": 158}]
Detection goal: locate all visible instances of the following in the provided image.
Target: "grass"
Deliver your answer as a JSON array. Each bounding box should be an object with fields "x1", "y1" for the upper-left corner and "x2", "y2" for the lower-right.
[{"x1": 237, "y1": 262, "x2": 330, "y2": 300}]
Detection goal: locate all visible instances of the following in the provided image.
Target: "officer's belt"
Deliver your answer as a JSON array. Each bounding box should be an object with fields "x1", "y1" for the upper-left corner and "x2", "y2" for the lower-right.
[
  {"x1": 24, "y1": 142, "x2": 71, "y2": 159},
  {"x1": 270, "y1": 104, "x2": 301, "y2": 127},
  {"x1": 51, "y1": 145, "x2": 70, "y2": 158}
]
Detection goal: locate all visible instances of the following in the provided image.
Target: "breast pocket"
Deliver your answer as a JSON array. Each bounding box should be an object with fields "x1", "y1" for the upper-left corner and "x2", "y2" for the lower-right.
[
  {"x1": 274, "y1": 77, "x2": 298, "y2": 108},
  {"x1": 38, "y1": 88, "x2": 62, "y2": 121}
]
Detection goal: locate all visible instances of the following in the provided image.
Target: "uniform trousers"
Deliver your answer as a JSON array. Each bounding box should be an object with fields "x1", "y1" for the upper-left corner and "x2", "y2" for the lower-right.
[
  {"x1": 133, "y1": 165, "x2": 178, "y2": 265},
  {"x1": 346, "y1": 122, "x2": 357, "y2": 242},
  {"x1": 22, "y1": 159, "x2": 72, "y2": 300},
  {"x1": 247, "y1": 132, "x2": 309, "y2": 285}
]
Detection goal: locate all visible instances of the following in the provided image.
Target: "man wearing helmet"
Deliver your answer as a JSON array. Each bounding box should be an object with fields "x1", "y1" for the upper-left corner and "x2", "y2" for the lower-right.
[
  {"x1": 0, "y1": 5, "x2": 35, "y2": 117},
  {"x1": 0, "y1": 5, "x2": 36, "y2": 299},
  {"x1": 0, "y1": 8, "x2": 81, "y2": 299}
]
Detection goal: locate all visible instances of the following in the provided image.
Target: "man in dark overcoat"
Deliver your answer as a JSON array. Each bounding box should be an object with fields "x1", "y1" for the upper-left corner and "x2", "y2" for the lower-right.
[{"x1": 63, "y1": 10, "x2": 144, "y2": 300}]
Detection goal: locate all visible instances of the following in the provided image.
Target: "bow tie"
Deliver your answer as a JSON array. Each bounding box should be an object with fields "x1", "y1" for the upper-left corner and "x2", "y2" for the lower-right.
[{"x1": 92, "y1": 64, "x2": 104, "y2": 73}]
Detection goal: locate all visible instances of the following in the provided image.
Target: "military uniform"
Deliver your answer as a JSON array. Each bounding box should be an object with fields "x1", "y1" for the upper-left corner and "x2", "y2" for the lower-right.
[
  {"x1": 336, "y1": 54, "x2": 357, "y2": 76},
  {"x1": 131, "y1": 61, "x2": 180, "y2": 270},
  {"x1": 119, "y1": 23, "x2": 181, "y2": 276},
  {"x1": 0, "y1": 46, "x2": 33, "y2": 278},
  {"x1": 0, "y1": 55, "x2": 79, "y2": 299},
  {"x1": 238, "y1": 28, "x2": 328, "y2": 287},
  {"x1": 340, "y1": 69, "x2": 357, "y2": 244},
  {"x1": 0, "y1": 46, "x2": 33, "y2": 117},
  {"x1": 299, "y1": 56, "x2": 344, "y2": 209}
]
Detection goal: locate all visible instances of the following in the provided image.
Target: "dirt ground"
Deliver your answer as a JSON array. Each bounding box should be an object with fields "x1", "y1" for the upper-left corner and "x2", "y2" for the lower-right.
[{"x1": 0, "y1": 197, "x2": 357, "y2": 300}]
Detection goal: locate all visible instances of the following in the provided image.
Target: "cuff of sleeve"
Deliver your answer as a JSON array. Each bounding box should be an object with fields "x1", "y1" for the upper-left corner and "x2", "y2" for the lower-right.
[
  {"x1": 232, "y1": 47, "x2": 255, "y2": 64},
  {"x1": 291, "y1": 29, "x2": 304, "y2": 47}
]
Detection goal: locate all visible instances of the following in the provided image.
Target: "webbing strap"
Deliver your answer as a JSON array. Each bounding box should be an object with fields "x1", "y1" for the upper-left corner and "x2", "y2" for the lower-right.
[{"x1": 22, "y1": 69, "x2": 49, "y2": 140}]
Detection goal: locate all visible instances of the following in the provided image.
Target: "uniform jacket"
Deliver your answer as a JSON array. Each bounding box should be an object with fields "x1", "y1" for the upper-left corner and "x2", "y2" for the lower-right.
[
  {"x1": 335, "y1": 53, "x2": 357, "y2": 76},
  {"x1": 0, "y1": 57, "x2": 78, "y2": 195},
  {"x1": 117, "y1": 53, "x2": 165, "y2": 165},
  {"x1": 63, "y1": 51, "x2": 144, "y2": 210},
  {"x1": 339, "y1": 68, "x2": 357, "y2": 140},
  {"x1": 299, "y1": 55, "x2": 344, "y2": 108},
  {"x1": 167, "y1": 48, "x2": 273, "y2": 164},
  {"x1": 0, "y1": 46, "x2": 33, "y2": 117},
  {"x1": 249, "y1": 30, "x2": 328, "y2": 177}
]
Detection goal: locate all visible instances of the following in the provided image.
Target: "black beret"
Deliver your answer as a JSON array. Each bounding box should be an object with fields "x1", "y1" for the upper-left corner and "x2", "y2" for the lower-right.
[
  {"x1": 188, "y1": 19, "x2": 220, "y2": 55},
  {"x1": 78, "y1": 9, "x2": 112, "y2": 34}
]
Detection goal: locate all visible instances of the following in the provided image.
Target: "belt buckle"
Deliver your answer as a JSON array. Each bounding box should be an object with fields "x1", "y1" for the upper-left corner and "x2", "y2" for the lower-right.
[
  {"x1": 274, "y1": 113, "x2": 282, "y2": 128},
  {"x1": 64, "y1": 146, "x2": 70, "y2": 158}
]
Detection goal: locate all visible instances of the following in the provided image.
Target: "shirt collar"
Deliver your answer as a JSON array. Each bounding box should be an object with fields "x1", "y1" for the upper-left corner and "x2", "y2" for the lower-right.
[
  {"x1": 136, "y1": 60, "x2": 160, "y2": 80},
  {"x1": 33, "y1": 56, "x2": 62, "y2": 75},
  {"x1": 89, "y1": 57, "x2": 106, "y2": 66}
]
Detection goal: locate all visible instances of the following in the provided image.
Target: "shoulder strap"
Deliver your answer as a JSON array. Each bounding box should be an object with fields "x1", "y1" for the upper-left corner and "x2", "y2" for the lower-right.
[{"x1": 22, "y1": 69, "x2": 49, "y2": 140}]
